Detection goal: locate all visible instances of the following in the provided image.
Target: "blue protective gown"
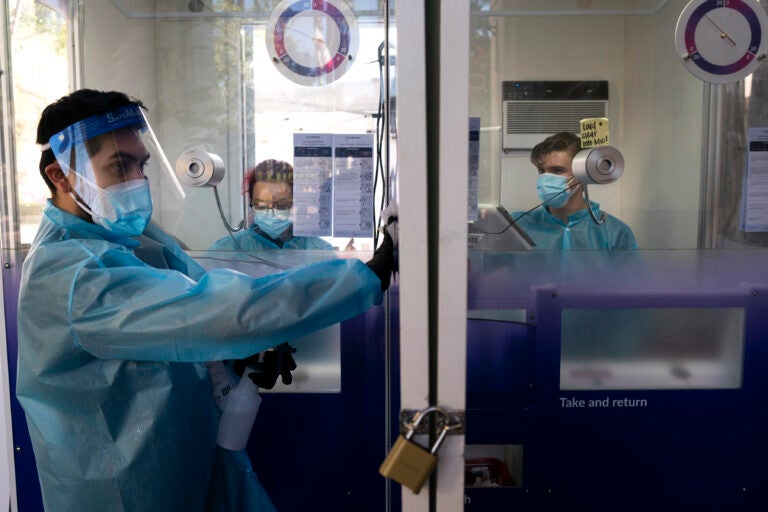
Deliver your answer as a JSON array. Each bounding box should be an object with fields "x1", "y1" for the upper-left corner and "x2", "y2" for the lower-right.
[
  {"x1": 16, "y1": 201, "x2": 382, "y2": 512},
  {"x1": 512, "y1": 201, "x2": 637, "y2": 250},
  {"x1": 209, "y1": 225, "x2": 335, "y2": 251}
]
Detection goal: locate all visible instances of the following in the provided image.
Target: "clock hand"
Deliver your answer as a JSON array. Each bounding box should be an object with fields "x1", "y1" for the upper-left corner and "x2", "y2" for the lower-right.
[
  {"x1": 704, "y1": 14, "x2": 737, "y2": 46},
  {"x1": 285, "y1": 26, "x2": 326, "y2": 45}
]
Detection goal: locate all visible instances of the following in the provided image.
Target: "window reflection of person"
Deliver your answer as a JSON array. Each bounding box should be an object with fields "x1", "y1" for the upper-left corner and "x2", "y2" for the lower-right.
[
  {"x1": 512, "y1": 132, "x2": 637, "y2": 251},
  {"x1": 209, "y1": 159, "x2": 334, "y2": 251}
]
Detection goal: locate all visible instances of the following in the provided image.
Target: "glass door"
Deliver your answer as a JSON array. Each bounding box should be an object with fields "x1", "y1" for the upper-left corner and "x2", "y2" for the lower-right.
[
  {"x1": 2, "y1": 3, "x2": 74, "y2": 511},
  {"x1": 464, "y1": 1, "x2": 768, "y2": 510},
  {"x1": 2, "y1": 1, "x2": 404, "y2": 511}
]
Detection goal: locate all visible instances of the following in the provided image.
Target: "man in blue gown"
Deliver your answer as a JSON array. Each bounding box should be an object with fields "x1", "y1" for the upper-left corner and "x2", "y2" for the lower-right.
[
  {"x1": 512, "y1": 132, "x2": 637, "y2": 250},
  {"x1": 15, "y1": 89, "x2": 394, "y2": 511}
]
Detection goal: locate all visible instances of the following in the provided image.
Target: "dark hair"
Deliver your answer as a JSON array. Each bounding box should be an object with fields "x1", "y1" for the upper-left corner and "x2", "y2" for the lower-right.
[
  {"x1": 37, "y1": 89, "x2": 145, "y2": 194},
  {"x1": 245, "y1": 159, "x2": 294, "y2": 200},
  {"x1": 530, "y1": 131, "x2": 582, "y2": 169}
]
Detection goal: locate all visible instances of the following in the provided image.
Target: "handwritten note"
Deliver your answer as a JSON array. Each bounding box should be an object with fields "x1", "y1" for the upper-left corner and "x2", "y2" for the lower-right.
[{"x1": 580, "y1": 118, "x2": 610, "y2": 148}]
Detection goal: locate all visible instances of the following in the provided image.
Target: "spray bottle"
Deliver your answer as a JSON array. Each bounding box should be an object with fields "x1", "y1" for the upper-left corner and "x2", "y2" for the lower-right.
[{"x1": 216, "y1": 371, "x2": 262, "y2": 451}]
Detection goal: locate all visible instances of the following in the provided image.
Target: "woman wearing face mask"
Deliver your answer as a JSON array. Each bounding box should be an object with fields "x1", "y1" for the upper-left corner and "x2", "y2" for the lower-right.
[
  {"x1": 209, "y1": 160, "x2": 335, "y2": 251},
  {"x1": 511, "y1": 132, "x2": 637, "y2": 251}
]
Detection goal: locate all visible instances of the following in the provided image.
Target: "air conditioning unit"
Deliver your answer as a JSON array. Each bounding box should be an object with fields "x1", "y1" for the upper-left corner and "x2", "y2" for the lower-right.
[{"x1": 502, "y1": 80, "x2": 609, "y2": 151}]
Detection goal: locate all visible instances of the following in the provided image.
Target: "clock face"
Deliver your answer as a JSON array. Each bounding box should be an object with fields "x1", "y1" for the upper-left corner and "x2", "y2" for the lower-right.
[
  {"x1": 675, "y1": 0, "x2": 768, "y2": 84},
  {"x1": 266, "y1": 0, "x2": 359, "y2": 87}
]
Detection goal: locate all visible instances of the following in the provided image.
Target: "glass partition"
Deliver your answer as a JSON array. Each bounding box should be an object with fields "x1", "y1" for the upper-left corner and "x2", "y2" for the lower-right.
[
  {"x1": 67, "y1": 1, "x2": 396, "y2": 394},
  {"x1": 464, "y1": 2, "x2": 768, "y2": 509},
  {"x1": 9, "y1": 1, "x2": 71, "y2": 247},
  {"x1": 464, "y1": 0, "x2": 768, "y2": 383},
  {"x1": 4, "y1": 1, "x2": 398, "y2": 510},
  {"x1": 81, "y1": 1, "x2": 392, "y2": 254},
  {"x1": 560, "y1": 307, "x2": 745, "y2": 390},
  {"x1": 464, "y1": 0, "x2": 768, "y2": 317},
  {"x1": 468, "y1": 0, "x2": 706, "y2": 252}
]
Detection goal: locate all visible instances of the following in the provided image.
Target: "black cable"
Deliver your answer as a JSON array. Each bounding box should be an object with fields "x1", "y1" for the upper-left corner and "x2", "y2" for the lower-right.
[
  {"x1": 468, "y1": 318, "x2": 538, "y2": 328},
  {"x1": 583, "y1": 184, "x2": 607, "y2": 225},
  {"x1": 213, "y1": 185, "x2": 245, "y2": 233},
  {"x1": 373, "y1": 41, "x2": 388, "y2": 248},
  {"x1": 478, "y1": 181, "x2": 581, "y2": 236}
]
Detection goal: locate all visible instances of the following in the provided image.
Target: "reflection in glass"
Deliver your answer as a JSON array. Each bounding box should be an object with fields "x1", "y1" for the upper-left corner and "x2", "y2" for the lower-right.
[
  {"x1": 465, "y1": 444, "x2": 523, "y2": 488},
  {"x1": 11, "y1": 1, "x2": 69, "y2": 245},
  {"x1": 468, "y1": 2, "x2": 704, "y2": 251},
  {"x1": 560, "y1": 308, "x2": 745, "y2": 390}
]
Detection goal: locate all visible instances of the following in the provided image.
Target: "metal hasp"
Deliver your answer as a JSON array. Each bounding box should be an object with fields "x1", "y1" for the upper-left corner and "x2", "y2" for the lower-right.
[{"x1": 399, "y1": 405, "x2": 465, "y2": 435}]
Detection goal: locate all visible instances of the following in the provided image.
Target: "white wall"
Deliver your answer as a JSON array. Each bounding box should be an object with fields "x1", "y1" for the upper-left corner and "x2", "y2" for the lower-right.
[
  {"x1": 472, "y1": 0, "x2": 704, "y2": 249},
  {"x1": 82, "y1": 3, "x2": 159, "y2": 117},
  {"x1": 82, "y1": 3, "x2": 238, "y2": 248}
]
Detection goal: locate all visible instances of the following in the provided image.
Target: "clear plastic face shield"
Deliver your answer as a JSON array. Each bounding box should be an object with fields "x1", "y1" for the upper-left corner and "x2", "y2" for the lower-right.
[{"x1": 44, "y1": 105, "x2": 184, "y2": 237}]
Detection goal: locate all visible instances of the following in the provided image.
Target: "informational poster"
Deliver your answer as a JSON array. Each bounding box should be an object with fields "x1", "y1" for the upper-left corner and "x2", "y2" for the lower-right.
[
  {"x1": 333, "y1": 134, "x2": 375, "y2": 238},
  {"x1": 293, "y1": 134, "x2": 333, "y2": 236},
  {"x1": 468, "y1": 117, "x2": 480, "y2": 221},
  {"x1": 741, "y1": 127, "x2": 768, "y2": 232},
  {"x1": 292, "y1": 133, "x2": 374, "y2": 238}
]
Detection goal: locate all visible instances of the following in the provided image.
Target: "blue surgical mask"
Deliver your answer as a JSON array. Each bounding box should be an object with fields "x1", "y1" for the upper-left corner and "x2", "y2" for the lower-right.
[
  {"x1": 253, "y1": 209, "x2": 292, "y2": 239},
  {"x1": 537, "y1": 173, "x2": 574, "y2": 208},
  {"x1": 71, "y1": 178, "x2": 153, "y2": 237}
]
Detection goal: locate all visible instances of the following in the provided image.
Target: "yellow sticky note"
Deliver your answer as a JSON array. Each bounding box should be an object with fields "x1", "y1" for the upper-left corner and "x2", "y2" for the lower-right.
[{"x1": 580, "y1": 118, "x2": 609, "y2": 148}]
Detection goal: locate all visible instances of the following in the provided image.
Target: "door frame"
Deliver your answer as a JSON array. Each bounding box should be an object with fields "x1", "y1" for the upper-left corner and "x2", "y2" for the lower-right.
[{"x1": 395, "y1": 1, "x2": 469, "y2": 510}]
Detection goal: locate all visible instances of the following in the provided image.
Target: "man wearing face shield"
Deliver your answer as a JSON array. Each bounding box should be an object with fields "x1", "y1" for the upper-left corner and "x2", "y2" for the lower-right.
[
  {"x1": 511, "y1": 131, "x2": 637, "y2": 250},
  {"x1": 209, "y1": 159, "x2": 334, "y2": 251},
  {"x1": 16, "y1": 89, "x2": 395, "y2": 512}
]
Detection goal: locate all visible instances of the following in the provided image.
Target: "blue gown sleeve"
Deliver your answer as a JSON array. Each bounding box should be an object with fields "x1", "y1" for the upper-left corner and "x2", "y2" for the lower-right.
[{"x1": 64, "y1": 241, "x2": 381, "y2": 362}]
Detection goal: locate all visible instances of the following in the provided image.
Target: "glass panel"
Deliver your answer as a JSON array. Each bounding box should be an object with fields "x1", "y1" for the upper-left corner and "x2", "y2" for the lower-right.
[
  {"x1": 469, "y1": 0, "x2": 704, "y2": 252},
  {"x1": 8, "y1": 1, "x2": 397, "y2": 510},
  {"x1": 10, "y1": 1, "x2": 70, "y2": 246},
  {"x1": 70, "y1": 1, "x2": 389, "y2": 254},
  {"x1": 560, "y1": 307, "x2": 745, "y2": 390},
  {"x1": 70, "y1": 2, "x2": 393, "y2": 391},
  {"x1": 465, "y1": 2, "x2": 768, "y2": 508},
  {"x1": 263, "y1": 324, "x2": 341, "y2": 393},
  {"x1": 464, "y1": 0, "x2": 768, "y2": 360}
]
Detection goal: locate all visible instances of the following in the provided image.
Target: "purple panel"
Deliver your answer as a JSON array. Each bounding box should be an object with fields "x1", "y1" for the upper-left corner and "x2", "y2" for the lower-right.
[
  {"x1": 3, "y1": 250, "x2": 44, "y2": 511},
  {"x1": 465, "y1": 249, "x2": 768, "y2": 509}
]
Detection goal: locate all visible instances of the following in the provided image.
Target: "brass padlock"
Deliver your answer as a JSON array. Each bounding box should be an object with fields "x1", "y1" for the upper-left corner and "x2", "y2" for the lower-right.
[{"x1": 379, "y1": 407, "x2": 452, "y2": 493}]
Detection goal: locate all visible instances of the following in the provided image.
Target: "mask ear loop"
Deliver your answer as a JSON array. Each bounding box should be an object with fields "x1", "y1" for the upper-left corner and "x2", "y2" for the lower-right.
[
  {"x1": 581, "y1": 183, "x2": 607, "y2": 225},
  {"x1": 69, "y1": 191, "x2": 95, "y2": 218},
  {"x1": 47, "y1": 139, "x2": 99, "y2": 221}
]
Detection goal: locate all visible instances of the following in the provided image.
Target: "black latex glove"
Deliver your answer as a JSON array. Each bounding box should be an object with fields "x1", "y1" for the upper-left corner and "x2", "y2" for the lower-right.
[
  {"x1": 233, "y1": 343, "x2": 297, "y2": 389},
  {"x1": 365, "y1": 228, "x2": 396, "y2": 292}
]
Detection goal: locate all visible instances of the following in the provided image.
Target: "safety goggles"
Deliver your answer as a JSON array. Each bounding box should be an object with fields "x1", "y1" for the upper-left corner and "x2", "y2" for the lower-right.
[{"x1": 251, "y1": 199, "x2": 293, "y2": 211}]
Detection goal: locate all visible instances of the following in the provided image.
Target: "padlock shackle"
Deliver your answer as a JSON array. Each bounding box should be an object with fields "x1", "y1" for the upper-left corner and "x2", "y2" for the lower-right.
[
  {"x1": 404, "y1": 406, "x2": 451, "y2": 441},
  {"x1": 430, "y1": 425, "x2": 450, "y2": 455},
  {"x1": 429, "y1": 415, "x2": 463, "y2": 454}
]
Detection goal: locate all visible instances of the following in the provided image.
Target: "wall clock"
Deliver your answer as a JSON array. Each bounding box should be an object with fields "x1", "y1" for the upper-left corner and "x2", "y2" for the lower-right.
[
  {"x1": 674, "y1": 0, "x2": 768, "y2": 83},
  {"x1": 266, "y1": 0, "x2": 359, "y2": 86}
]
